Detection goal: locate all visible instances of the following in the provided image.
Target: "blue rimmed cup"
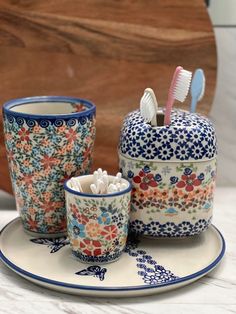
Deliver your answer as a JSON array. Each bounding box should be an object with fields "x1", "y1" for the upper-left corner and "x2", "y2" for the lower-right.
[
  {"x1": 2, "y1": 96, "x2": 96, "y2": 237},
  {"x1": 64, "y1": 175, "x2": 131, "y2": 264}
]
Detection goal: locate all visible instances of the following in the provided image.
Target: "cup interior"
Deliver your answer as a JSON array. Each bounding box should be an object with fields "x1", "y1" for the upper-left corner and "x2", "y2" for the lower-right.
[
  {"x1": 66, "y1": 175, "x2": 131, "y2": 196},
  {"x1": 9, "y1": 101, "x2": 88, "y2": 115}
]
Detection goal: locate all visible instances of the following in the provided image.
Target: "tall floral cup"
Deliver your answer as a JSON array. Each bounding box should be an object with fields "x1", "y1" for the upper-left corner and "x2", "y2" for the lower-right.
[
  {"x1": 64, "y1": 175, "x2": 131, "y2": 264},
  {"x1": 3, "y1": 96, "x2": 96, "y2": 237}
]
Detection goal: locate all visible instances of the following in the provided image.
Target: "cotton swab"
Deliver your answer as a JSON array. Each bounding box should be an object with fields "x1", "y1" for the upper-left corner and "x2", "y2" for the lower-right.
[
  {"x1": 107, "y1": 184, "x2": 118, "y2": 194},
  {"x1": 120, "y1": 183, "x2": 127, "y2": 191},
  {"x1": 90, "y1": 170, "x2": 128, "y2": 194},
  {"x1": 90, "y1": 183, "x2": 98, "y2": 194},
  {"x1": 71, "y1": 177, "x2": 83, "y2": 192},
  {"x1": 97, "y1": 179, "x2": 106, "y2": 194},
  {"x1": 103, "y1": 174, "x2": 109, "y2": 190},
  {"x1": 70, "y1": 169, "x2": 128, "y2": 195}
]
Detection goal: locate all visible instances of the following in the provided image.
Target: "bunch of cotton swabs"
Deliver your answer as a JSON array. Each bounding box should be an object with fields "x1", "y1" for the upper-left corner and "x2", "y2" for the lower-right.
[
  {"x1": 90, "y1": 169, "x2": 127, "y2": 194},
  {"x1": 70, "y1": 168, "x2": 128, "y2": 194}
]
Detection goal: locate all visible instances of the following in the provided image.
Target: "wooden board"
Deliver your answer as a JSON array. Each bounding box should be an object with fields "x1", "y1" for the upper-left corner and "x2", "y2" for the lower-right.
[{"x1": 0, "y1": 0, "x2": 217, "y2": 194}]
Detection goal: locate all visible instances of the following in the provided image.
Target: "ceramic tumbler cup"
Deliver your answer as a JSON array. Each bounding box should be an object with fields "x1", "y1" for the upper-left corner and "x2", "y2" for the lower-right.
[
  {"x1": 119, "y1": 109, "x2": 217, "y2": 238},
  {"x1": 3, "y1": 96, "x2": 96, "y2": 237},
  {"x1": 64, "y1": 175, "x2": 131, "y2": 264}
]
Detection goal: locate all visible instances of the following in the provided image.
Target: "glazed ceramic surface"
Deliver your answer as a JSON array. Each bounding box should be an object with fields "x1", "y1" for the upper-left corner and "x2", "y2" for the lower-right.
[
  {"x1": 0, "y1": 218, "x2": 225, "y2": 297},
  {"x1": 2, "y1": 96, "x2": 96, "y2": 236},
  {"x1": 65, "y1": 175, "x2": 131, "y2": 264},
  {"x1": 119, "y1": 109, "x2": 217, "y2": 237}
]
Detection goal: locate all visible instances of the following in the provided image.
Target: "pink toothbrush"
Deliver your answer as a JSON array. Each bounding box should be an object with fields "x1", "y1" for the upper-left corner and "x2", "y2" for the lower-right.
[{"x1": 164, "y1": 66, "x2": 192, "y2": 125}]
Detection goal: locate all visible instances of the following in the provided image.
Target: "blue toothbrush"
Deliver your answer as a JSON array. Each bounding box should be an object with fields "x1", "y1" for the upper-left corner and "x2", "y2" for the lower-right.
[{"x1": 190, "y1": 69, "x2": 205, "y2": 113}]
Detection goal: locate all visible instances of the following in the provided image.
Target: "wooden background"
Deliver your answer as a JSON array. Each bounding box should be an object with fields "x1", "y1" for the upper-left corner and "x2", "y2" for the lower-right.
[{"x1": 0, "y1": 0, "x2": 217, "y2": 194}]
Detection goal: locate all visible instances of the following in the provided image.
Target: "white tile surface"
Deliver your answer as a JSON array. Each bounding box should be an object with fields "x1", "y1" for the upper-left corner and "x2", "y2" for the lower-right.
[
  {"x1": 208, "y1": 0, "x2": 236, "y2": 26},
  {"x1": 210, "y1": 28, "x2": 236, "y2": 185},
  {"x1": 0, "y1": 187, "x2": 235, "y2": 313}
]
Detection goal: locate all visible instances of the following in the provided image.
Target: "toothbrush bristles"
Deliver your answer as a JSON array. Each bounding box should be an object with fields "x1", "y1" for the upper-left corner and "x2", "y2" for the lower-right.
[
  {"x1": 173, "y1": 70, "x2": 192, "y2": 102},
  {"x1": 140, "y1": 88, "x2": 158, "y2": 124}
]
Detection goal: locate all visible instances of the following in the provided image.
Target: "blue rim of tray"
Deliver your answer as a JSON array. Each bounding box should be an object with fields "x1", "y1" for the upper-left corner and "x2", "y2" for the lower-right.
[
  {"x1": 0, "y1": 218, "x2": 225, "y2": 292},
  {"x1": 2, "y1": 96, "x2": 96, "y2": 120}
]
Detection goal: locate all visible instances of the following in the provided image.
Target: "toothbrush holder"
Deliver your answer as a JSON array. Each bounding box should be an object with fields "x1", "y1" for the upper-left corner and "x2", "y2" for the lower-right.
[
  {"x1": 119, "y1": 109, "x2": 217, "y2": 238},
  {"x1": 64, "y1": 175, "x2": 131, "y2": 264}
]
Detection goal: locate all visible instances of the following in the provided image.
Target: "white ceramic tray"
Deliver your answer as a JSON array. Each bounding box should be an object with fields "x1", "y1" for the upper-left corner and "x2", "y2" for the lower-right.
[{"x1": 0, "y1": 218, "x2": 225, "y2": 297}]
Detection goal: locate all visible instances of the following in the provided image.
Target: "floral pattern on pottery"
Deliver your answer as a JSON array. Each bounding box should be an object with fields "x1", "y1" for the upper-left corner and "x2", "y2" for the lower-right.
[
  {"x1": 119, "y1": 109, "x2": 217, "y2": 161},
  {"x1": 119, "y1": 108, "x2": 217, "y2": 238},
  {"x1": 3, "y1": 97, "x2": 96, "y2": 236},
  {"x1": 66, "y1": 191, "x2": 131, "y2": 263},
  {"x1": 119, "y1": 155, "x2": 216, "y2": 237}
]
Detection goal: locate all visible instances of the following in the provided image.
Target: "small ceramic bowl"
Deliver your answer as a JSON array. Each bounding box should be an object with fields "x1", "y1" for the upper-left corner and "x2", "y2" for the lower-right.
[
  {"x1": 119, "y1": 109, "x2": 217, "y2": 238},
  {"x1": 64, "y1": 175, "x2": 131, "y2": 264},
  {"x1": 3, "y1": 96, "x2": 96, "y2": 237}
]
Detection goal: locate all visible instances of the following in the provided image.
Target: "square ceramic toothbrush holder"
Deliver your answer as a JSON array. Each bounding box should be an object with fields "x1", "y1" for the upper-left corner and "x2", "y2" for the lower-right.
[
  {"x1": 64, "y1": 175, "x2": 131, "y2": 264},
  {"x1": 119, "y1": 109, "x2": 217, "y2": 238}
]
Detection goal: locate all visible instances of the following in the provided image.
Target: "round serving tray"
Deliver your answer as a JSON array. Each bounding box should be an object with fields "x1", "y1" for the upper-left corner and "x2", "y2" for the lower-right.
[{"x1": 0, "y1": 218, "x2": 225, "y2": 297}]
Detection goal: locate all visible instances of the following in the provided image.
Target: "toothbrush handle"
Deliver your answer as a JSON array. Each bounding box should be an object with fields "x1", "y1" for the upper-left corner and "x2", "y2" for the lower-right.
[
  {"x1": 164, "y1": 97, "x2": 174, "y2": 125},
  {"x1": 164, "y1": 66, "x2": 183, "y2": 126},
  {"x1": 190, "y1": 97, "x2": 197, "y2": 113},
  {"x1": 151, "y1": 113, "x2": 157, "y2": 126}
]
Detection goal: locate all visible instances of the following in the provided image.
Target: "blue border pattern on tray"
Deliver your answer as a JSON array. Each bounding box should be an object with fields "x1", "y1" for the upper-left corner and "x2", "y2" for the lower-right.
[{"x1": 0, "y1": 218, "x2": 225, "y2": 292}]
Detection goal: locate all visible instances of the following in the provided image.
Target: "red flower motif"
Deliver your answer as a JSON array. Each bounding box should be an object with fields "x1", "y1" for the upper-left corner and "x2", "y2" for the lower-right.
[
  {"x1": 65, "y1": 129, "x2": 77, "y2": 143},
  {"x1": 133, "y1": 170, "x2": 158, "y2": 191},
  {"x1": 28, "y1": 218, "x2": 38, "y2": 230},
  {"x1": 176, "y1": 173, "x2": 201, "y2": 192},
  {"x1": 80, "y1": 239, "x2": 102, "y2": 256},
  {"x1": 41, "y1": 201, "x2": 56, "y2": 213},
  {"x1": 83, "y1": 146, "x2": 91, "y2": 160},
  {"x1": 69, "y1": 204, "x2": 89, "y2": 224},
  {"x1": 59, "y1": 217, "x2": 67, "y2": 231},
  {"x1": 22, "y1": 174, "x2": 34, "y2": 185},
  {"x1": 73, "y1": 103, "x2": 86, "y2": 112},
  {"x1": 8, "y1": 150, "x2": 14, "y2": 163},
  {"x1": 41, "y1": 155, "x2": 59, "y2": 169},
  {"x1": 18, "y1": 127, "x2": 30, "y2": 142},
  {"x1": 59, "y1": 174, "x2": 71, "y2": 184},
  {"x1": 101, "y1": 225, "x2": 118, "y2": 240}
]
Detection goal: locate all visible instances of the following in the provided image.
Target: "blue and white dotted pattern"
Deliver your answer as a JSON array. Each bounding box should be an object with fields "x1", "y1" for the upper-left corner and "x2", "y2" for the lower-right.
[{"x1": 119, "y1": 109, "x2": 217, "y2": 161}]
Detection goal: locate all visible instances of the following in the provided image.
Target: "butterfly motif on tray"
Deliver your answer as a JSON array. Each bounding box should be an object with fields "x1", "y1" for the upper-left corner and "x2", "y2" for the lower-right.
[
  {"x1": 30, "y1": 237, "x2": 70, "y2": 253},
  {"x1": 75, "y1": 265, "x2": 107, "y2": 281}
]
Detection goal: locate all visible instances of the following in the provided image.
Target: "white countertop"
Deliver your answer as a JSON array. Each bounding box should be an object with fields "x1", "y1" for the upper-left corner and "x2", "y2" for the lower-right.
[{"x1": 0, "y1": 187, "x2": 235, "y2": 314}]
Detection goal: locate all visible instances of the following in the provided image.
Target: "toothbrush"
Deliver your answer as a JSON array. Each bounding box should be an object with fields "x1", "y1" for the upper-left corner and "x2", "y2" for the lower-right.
[
  {"x1": 140, "y1": 88, "x2": 158, "y2": 126},
  {"x1": 164, "y1": 66, "x2": 192, "y2": 125},
  {"x1": 190, "y1": 69, "x2": 205, "y2": 113}
]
